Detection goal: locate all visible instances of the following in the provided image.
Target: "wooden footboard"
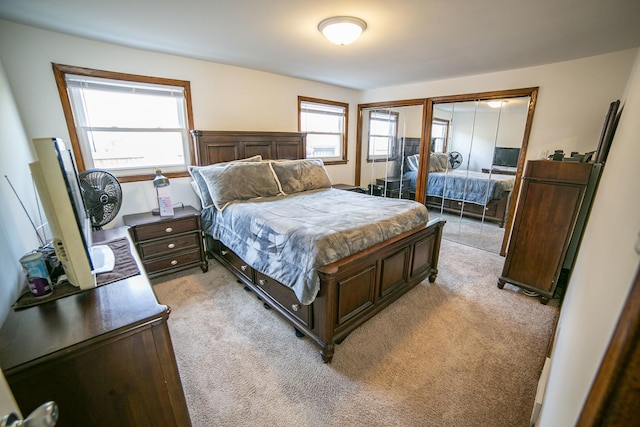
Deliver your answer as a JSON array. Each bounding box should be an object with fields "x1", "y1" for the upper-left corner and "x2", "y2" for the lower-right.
[{"x1": 208, "y1": 218, "x2": 445, "y2": 363}]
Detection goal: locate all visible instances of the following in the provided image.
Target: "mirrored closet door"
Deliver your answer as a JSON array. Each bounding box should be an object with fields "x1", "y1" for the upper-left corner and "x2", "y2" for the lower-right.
[
  {"x1": 423, "y1": 88, "x2": 538, "y2": 254},
  {"x1": 356, "y1": 100, "x2": 426, "y2": 200}
]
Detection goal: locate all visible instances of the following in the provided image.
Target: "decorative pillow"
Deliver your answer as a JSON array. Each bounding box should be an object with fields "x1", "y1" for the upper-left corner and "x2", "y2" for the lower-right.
[
  {"x1": 188, "y1": 155, "x2": 262, "y2": 208},
  {"x1": 270, "y1": 159, "x2": 332, "y2": 195},
  {"x1": 435, "y1": 153, "x2": 449, "y2": 170},
  {"x1": 428, "y1": 153, "x2": 443, "y2": 172},
  {"x1": 406, "y1": 154, "x2": 420, "y2": 171},
  {"x1": 199, "y1": 161, "x2": 281, "y2": 211},
  {"x1": 428, "y1": 152, "x2": 449, "y2": 172}
]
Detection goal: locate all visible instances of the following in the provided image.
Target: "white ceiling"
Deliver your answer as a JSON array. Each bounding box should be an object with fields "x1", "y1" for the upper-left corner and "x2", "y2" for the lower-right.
[{"x1": 1, "y1": 0, "x2": 639, "y2": 90}]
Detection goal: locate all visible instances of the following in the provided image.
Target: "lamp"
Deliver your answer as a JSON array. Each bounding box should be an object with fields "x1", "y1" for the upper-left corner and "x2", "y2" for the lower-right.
[
  {"x1": 152, "y1": 168, "x2": 174, "y2": 216},
  {"x1": 318, "y1": 16, "x2": 367, "y2": 45}
]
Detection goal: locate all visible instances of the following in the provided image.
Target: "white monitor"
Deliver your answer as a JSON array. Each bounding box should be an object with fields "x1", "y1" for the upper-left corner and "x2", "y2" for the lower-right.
[{"x1": 30, "y1": 137, "x2": 114, "y2": 289}]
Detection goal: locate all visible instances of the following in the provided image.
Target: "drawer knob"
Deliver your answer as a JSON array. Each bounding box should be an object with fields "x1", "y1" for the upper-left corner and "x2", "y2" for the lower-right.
[
  {"x1": 291, "y1": 304, "x2": 300, "y2": 312},
  {"x1": 165, "y1": 227, "x2": 173, "y2": 233},
  {"x1": 221, "y1": 250, "x2": 228, "y2": 256},
  {"x1": 258, "y1": 279, "x2": 268, "y2": 286},
  {"x1": 167, "y1": 243, "x2": 176, "y2": 249},
  {"x1": 241, "y1": 265, "x2": 248, "y2": 271},
  {"x1": 171, "y1": 260, "x2": 178, "y2": 266}
]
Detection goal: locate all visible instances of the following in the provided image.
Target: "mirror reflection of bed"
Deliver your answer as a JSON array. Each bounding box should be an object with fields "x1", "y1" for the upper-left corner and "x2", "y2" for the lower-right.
[
  {"x1": 426, "y1": 96, "x2": 532, "y2": 254},
  {"x1": 356, "y1": 89, "x2": 538, "y2": 255}
]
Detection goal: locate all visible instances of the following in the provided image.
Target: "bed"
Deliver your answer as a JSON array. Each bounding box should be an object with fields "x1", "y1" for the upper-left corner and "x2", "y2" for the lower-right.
[
  {"x1": 190, "y1": 130, "x2": 445, "y2": 363},
  {"x1": 403, "y1": 151, "x2": 515, "y2": 227}
]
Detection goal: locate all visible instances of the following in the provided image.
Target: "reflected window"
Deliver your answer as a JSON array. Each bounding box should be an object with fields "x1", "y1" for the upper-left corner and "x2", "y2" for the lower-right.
[
  {"x1": 368, "y1": 110, "x2": 399, "y2": 162},
  {"x1": 299, "y1": 96, "x2": 348, "y2": 164},
  {"x1": 431, "y1": 118, "x2": 449, "y2": 153}
]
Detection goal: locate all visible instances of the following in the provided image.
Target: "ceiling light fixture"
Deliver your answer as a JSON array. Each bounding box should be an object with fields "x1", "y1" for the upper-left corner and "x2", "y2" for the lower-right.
[
  {"x1": 487, "y1": 100, "x2": 507, "y2": 108},
  {"x1": 318, "y1": 16, "x2": 367, "y2": 46}
]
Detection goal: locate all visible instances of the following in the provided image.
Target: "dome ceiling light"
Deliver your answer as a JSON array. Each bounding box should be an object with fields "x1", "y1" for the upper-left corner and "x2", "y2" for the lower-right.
[{"x1": 318, "y1": 16, "x2": 367, "y2": 46}]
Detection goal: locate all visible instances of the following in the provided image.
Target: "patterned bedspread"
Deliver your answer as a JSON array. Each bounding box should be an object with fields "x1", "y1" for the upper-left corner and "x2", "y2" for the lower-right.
[{"x1": 202, "y1": 188, "x2": 429, "y2": 305}]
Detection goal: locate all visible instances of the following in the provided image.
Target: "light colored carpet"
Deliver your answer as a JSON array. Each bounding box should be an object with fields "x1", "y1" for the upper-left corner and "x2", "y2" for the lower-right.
[
  {"x1": 429, "y1": 208, "x2": 506, "y2": 254},
  {"x1": 152, "y1": 239, "x2": 558, "y2": 427}
]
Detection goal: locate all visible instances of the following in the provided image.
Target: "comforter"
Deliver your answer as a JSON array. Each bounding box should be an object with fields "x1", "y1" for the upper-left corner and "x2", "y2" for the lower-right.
[
  {"x1": 202, "y1": 188, "x2": 429, "y2": 305},
  {"x1": 408, "y1": 169, "x2": 515, "y2": 205}
]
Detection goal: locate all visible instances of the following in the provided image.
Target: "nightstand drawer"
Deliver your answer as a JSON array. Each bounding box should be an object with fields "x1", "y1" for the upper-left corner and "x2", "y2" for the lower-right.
[
  {"x1": 134, "y1": 216, "x2": 200, "y2": 241},
  {"x1": 139, "y1": 233, "x2": 201, "y2": 259},
  {"x1": 144, "y1": 249, "x2": 202, "y2": 274},
  {"x1": 123, "y1": 206, "x2": 208, "y2": 279}
]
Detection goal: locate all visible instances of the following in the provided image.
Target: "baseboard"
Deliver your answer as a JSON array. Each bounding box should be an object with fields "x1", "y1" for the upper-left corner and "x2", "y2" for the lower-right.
[{"x1": 530, "y1": 356, "x2": 551, "y2": 427}]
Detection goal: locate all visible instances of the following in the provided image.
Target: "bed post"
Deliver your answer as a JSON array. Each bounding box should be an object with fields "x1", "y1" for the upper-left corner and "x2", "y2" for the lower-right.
[{"x1": 316, "y1": 265, "x2": 339, "y2": 363}]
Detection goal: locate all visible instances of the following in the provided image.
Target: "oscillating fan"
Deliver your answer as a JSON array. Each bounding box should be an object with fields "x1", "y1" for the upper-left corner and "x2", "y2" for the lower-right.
[
  {"x1": 78, "y1": 169, "x2": 123, "y2": 230},
  {"x1": 448, "y1": 151, "x2": 463, "y2": 169}
]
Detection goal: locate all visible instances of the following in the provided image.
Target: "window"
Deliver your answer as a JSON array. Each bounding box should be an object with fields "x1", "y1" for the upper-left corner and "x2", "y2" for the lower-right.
[
  {"x1": 53, "y1": 64, "x2": 194, "y2": 182},
  {"x1": 367, "y1": 110, "x2": 399, "y2": 162},
  {"x1": 298, "y1": 96, "x2": 348, "y2": 164},
  {"x1": 431, "y1": 118, "x2": 450, "y2": 153}
]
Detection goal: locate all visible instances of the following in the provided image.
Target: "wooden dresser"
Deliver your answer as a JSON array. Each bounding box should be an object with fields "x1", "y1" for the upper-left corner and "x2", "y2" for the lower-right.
[
  {"x1": 0, "y1": 227, "x2": 192, "y2": 426},
  {"x1": 124, "y1": 205, "x2": 207, "y2": 279},
  {"x1": 498, "y1": 160, "x2": 594, "y2": 303}
]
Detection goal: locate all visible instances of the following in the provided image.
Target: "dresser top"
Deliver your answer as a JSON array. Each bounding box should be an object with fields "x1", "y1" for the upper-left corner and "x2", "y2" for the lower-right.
[{"x1": 0, "y1": 227, "x2": 166, "y2": 372}]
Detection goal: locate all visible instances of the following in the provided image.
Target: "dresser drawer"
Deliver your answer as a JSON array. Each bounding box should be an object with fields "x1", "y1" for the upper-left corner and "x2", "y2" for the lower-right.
[
  {"x1": 134, "y1": 216, "x2": 200, "y2": 241},
  {"x1": 139, "y1": 233, "x2": 201, "y2": 259},
  {"x1": 144, "y1": 249, "x2": 202, "y2": 274}
]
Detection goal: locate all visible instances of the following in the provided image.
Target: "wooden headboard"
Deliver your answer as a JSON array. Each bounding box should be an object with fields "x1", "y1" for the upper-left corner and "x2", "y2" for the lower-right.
[{"x1": 190, "y1": 130, "x2": 307, "y2": 166}]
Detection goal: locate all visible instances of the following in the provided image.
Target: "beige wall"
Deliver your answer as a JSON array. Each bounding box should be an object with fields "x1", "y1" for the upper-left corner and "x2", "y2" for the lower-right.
[
  {"x1": 361, "y1": 49, "x2": 638, "y2": 162},
  {"x1": 0, "y1": 20, "x2": 359, "y2": 225}
]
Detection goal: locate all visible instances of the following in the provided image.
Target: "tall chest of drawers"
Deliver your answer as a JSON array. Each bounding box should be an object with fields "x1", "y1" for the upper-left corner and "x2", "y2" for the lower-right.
[{"x1": 124, "y1": 205, "x2": 208, "y2": 279}]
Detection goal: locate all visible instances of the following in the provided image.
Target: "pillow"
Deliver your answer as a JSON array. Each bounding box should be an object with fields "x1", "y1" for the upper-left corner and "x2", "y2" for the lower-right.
[
  {"x1": 188, "y1": 155, "x2": 262, "y2": 208},
  {"x1": 428, "y1": 153, "x2": 443, "y2": 172},
  {"x1": 435, "y1": 153, "x2": 449, "y2": 170},
  {"x1": 429, "y1": 152, "x2": 449, "y2": 172},
  {"x1": 199, "y1": 161, "x2": 281, "y2": 211},
  {"x1": 270, "y1": 159, "x2": 332, "y2": 195},
  {"x1": 406, "y1": 154, "x2": 419, "y2": 171}
]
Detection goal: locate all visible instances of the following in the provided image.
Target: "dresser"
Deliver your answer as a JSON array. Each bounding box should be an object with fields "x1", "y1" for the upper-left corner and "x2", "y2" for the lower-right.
[
  {"x1": 124, "y1": 205, "x2": 207, "y2": 279},
  {"x1": 498, "y1": 160, "x2": 595, "y2": 303},
  {"x1": 0, "y1": 227, "x2": 192, "y2": 426}
]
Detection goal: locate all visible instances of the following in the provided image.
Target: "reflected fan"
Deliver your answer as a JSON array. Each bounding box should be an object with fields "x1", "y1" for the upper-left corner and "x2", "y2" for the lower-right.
[
  {"x1": 449, "y1": 151, "x2": 463, "y2": 169},
  {"x1": 78, "y1": 169, "x2": 122, "y2": 230}
]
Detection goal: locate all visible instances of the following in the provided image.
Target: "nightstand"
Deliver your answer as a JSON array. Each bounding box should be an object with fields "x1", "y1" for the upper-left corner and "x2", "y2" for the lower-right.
[{"x1": 124, "y1": 205, "x2": 208, "y2": 279}]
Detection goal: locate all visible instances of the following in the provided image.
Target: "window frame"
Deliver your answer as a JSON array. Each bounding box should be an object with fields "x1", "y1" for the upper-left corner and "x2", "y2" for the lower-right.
[
  {"x1": 367, "y1": 110, "x2": 399, "y2": 163},
  {"x1": 52, "y1": 63, "x2": 195, "y2": 183},
  {"x1": 298, "y1": 96, "x2": 348, "y2": 165}
]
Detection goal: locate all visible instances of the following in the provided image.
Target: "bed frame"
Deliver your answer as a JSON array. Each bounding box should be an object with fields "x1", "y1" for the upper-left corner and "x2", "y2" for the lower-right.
[
  {"x1": 191, "y1": 130, "x2": 445, "y2": 363},
  {"x1": 425, "y1": 192, "x2": 511, "y2": 228}
]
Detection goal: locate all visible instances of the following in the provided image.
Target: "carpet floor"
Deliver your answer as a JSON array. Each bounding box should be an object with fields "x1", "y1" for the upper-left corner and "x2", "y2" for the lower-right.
[{"x1": 152, "y1": 239, "x2": 559, "y2": 427}]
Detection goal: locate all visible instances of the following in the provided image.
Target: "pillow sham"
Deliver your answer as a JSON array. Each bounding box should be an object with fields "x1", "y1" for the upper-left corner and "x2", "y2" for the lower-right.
[
  {"x1": 406, "y1": 154, "x2": 420, "y2": 172},
  {"x1": 188, "y1": 155, "x2": 262, "y2": 208},
  {"x1": 428, "y1": 152, "x2": 449, "y2": 172},
  {"x1": 270, "y1": 159, "x2": 332, "y2": 195},
  {"x1": 199, "y1": 161, "x2": 281, "y2": 211}
]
